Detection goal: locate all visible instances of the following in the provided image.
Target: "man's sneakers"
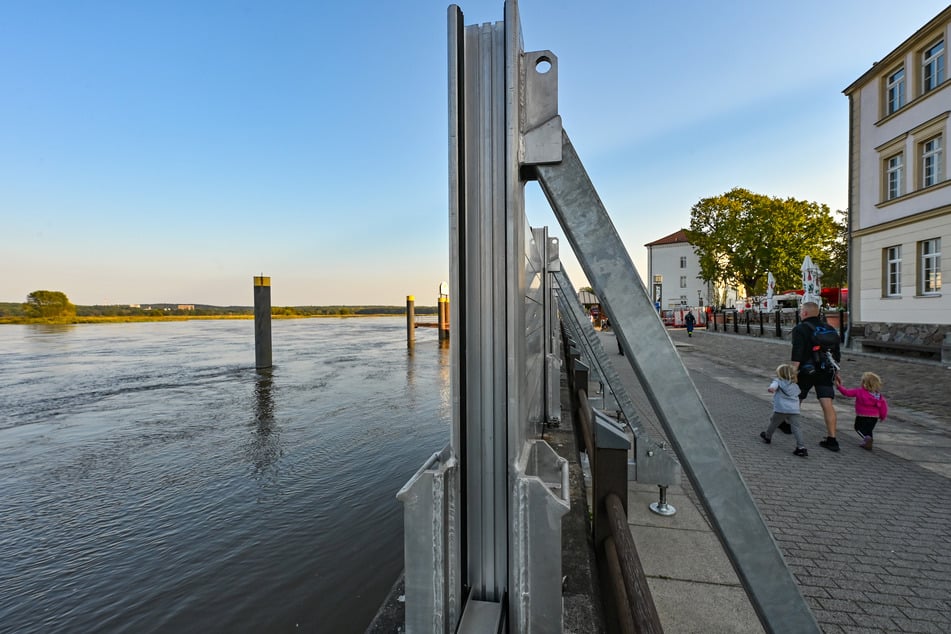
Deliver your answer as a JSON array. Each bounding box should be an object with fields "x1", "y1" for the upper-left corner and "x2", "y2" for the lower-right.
[
  {"x1": 793, "y1": 447, "x2": 808, "y2": 457},
  {"x1": 778, "y1": 421, "x2": 792, "y2": 434},
  {"x1": 759, "y1": 431, "x2": 771, "y2": 444},
  {"x1": 861, "y1": 435, "x2": 873, "y2": 450},
  {"x1": 819, "y1": 436, "x2": 840, "y2": 452}
]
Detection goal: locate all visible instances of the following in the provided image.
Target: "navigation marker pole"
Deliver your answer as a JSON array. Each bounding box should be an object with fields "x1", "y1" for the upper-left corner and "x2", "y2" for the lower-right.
[{"x1": 254, "y1": 275, "x2": 272, "y2": 369}]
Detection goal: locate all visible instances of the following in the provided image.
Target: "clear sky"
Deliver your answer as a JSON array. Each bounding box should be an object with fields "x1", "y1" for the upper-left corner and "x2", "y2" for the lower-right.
[{"x1": 2, "y1": 1, "x2": 948, "y2": 307}]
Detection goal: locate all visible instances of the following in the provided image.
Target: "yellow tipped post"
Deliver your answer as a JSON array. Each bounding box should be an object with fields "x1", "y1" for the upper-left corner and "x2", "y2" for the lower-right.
[{"x1": 254, "y1": 276, "x2": 272, "y2": 369}]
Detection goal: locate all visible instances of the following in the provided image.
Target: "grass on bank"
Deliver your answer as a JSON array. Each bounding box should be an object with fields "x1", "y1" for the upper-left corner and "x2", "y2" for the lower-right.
[{"x1": 0, "y1": 305, "x2": 437, "y2": 326}]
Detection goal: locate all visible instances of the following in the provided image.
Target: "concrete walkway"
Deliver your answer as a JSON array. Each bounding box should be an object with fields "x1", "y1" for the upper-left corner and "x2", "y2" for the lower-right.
[{"x1": 597, "y1": 328, "x2": 951, "y2": 634}]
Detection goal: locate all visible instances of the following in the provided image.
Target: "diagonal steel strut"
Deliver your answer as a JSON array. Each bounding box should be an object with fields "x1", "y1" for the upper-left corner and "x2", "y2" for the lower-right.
[
  {"x1": 554, "y1": 269, "x2": 640, "y2": 430},
  {"x1": 535, "y1": 130, "x2": 819, "y2": 633},
  {"x1": 554, "y1": 267, "x2": 681, "y2": 486}
]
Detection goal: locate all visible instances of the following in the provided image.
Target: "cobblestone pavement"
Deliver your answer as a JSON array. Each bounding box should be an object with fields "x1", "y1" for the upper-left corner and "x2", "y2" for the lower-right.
[
  {"x1": 686, "y1": 324, "x2": 950, "y2": 423},
  {"x1": 598, "y1": 328, "x2": 951, "y2": 633}
]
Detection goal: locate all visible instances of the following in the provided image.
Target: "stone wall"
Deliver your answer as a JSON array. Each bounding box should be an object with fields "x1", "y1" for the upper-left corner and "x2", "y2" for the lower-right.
[{"x1": 855, "y1": 322, "x2": 951, "y2": 347}]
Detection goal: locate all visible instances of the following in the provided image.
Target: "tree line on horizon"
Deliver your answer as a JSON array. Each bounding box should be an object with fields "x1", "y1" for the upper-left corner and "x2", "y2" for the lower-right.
[{"x1": 0, "y1": 293, "x2": 438, "y2": 323}]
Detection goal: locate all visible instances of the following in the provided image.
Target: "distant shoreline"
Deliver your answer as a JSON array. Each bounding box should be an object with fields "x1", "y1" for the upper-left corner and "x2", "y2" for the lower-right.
[{"x1": 0, "y1": 313, "x2": 415, "y2": 325}]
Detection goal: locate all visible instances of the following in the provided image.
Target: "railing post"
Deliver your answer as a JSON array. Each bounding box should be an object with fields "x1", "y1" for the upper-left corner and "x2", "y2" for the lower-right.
[
  {"x1": 572, "y1": 358, "x2": 591, "y2": 455},
  {"x1": 733, "y1": 310, "x2": 739, "y2": 333},
  {"x1": 775, "y1": 309, "x2": 782, "y2": 338},
  {"x1": 759, "y1": 310, "x2": 764, "y2": 336},
  {"x1": 593, "y1": 413, "x2": 629, "y2": 548}
]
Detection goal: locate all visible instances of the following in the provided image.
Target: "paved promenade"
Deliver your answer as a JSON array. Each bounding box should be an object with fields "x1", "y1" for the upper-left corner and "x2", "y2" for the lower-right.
[{"x1": 599, "y1": 327, "x2": 951, "y2": 633}]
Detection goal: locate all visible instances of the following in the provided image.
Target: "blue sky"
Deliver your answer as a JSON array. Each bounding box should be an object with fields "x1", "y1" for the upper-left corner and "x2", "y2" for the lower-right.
[{"x1": 2, "y1": 0, "x2": 948, "y2": 306}]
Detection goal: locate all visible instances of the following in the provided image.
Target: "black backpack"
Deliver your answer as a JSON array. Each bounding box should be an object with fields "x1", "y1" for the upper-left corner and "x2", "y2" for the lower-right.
[{"x1": 803, "y1": 320, "x2": 839, "y2": 372}]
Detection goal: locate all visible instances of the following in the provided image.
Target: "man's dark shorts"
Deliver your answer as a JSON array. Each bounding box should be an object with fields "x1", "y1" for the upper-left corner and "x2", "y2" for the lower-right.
[{"x1": 798, "y1": 370, "x2": 835, "y2": 400}]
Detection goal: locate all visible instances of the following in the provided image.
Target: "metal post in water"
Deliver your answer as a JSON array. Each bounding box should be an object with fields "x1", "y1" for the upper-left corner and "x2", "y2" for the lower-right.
[
  {"x1": 438, "y1": 296, "x2": 449, "y2": 341},
  {"x1": 253, "y1": 275, "x2": 272, "y2": 369},
  {"x1": 406, "y1": 295, "x2": 415, "y2": 346}
]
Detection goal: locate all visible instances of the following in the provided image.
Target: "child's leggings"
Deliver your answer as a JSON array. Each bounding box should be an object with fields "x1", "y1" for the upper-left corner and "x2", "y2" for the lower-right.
[{"x1": 767, "y1": 412, "x2": 804, "y2": 447}]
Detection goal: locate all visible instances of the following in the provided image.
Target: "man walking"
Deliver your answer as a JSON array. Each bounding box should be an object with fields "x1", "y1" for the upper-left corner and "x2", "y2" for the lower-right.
[
  {"x1": 684, "y1": 310, "x2": 696, "y2": 337},
  {"x1": 790, "y1": 301, "x2": 841, "y2": 451}
]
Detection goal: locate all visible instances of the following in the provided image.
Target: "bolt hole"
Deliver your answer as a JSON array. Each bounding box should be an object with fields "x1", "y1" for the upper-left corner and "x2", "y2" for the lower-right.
[{"x1": 535, "y1": 56, "x2": 552, "y2": 74}]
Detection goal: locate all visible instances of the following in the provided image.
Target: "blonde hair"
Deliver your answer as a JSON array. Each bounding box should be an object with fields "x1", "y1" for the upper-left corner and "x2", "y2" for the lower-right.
[
  {"x1": 862, "y1": 372, "x2": 883, "y2": 393},
  {"x1": 776, "y1": 364, "x2": 797, "y2": 381}
]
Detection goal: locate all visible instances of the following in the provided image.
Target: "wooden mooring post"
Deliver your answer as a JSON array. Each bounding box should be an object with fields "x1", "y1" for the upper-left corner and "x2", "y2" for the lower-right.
[
  {"x1": 254, "y1": 275, "x2": 272, "y2": 369},
  {"x1": 406, "y1": 295, "x2": 415, "y2": 346},
  {"x1": 438, "y1": 296, "x2": 449, "y2": 341}
]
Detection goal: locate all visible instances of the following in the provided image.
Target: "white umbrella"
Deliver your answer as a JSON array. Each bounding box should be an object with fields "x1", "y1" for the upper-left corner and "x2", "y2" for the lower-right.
[{"x1": 801, "y1": 256, "x2": 823, "y2": 305}]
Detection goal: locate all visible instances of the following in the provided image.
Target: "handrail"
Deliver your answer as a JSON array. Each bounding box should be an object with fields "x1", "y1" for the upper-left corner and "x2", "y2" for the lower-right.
[
  {"x1": 565, "y1": 332, "x2": 663, "y2": 633},
  {"x1": 606, "y1": 493, "x2": 662, "y2": 634}
]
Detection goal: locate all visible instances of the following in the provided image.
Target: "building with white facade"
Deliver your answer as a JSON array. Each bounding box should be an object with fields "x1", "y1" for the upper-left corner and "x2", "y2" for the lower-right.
[
  {"x1": 843, "y1": 6, "x2": 950, "y2": 349},
  {"x1": 645, "y1": 229, "x2": 735, "y2": 310}
]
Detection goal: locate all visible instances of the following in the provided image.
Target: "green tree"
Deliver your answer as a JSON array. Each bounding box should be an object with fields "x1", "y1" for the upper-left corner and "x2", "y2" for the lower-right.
[
  {"x1": 685, "y1": 188, "x2": 842, "y2": 295},
  {"x1": 815, "y1": 209, "x2": 848, "y2": 288},
  {"x1": 23, "y1": 290, "x2": 77, "y2": 321}
]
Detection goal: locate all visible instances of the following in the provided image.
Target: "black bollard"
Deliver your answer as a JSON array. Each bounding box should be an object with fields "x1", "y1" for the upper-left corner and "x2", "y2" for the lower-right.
[
  {"x1": 254, "y1": 275, "x2": 272, "y2": 369},
  {"x1": 733, "y1": 310, "x2": 739, "y2": 333},
  {"x1": 759, "y1": 310, "x2": 764, "y2": 336},
  {"x1": 775, "y1": 309, "x2": 782, "y2": 338},
  {"x1": 839, "y1": 308, "x2": 846, "y2": 342},
  {"x1": 745, "y1": 310, "x2": 751, "y2": 334}
]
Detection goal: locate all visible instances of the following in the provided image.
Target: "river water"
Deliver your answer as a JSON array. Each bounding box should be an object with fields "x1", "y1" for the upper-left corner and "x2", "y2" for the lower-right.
[{"x1": 0, "y1": 318, "x2": 450, "y2": 633}]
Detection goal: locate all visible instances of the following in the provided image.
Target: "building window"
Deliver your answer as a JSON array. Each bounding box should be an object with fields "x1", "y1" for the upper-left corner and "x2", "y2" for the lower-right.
[
  {"x1": 921, "y1": 135, "x2": 943, "y2": 188},
  {"x1": 679, "y1": 256, "x2": 687, "y2": 269},
  {"x1": 884, "y1": 246, "x2": 901, "y2": 297},
  {"x1": 885, "y1": 153, "x2": 903, "y2": 200},
  {"x1": 679, "y1": 276, "x2": 687, "y2": 288},
  {"x1": 886, "y1": 67, "x2": 905, "y2": 114},
  {"x1": 919, "y1": 238, "x2": 942, "y2": 295},
  {"x1": 922, "y1": 39, "x2": 945, "y2": 93}
]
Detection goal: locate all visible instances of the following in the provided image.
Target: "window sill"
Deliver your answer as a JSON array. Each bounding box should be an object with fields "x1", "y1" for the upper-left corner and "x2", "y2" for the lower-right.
[
  {"x1": 875, "y1": 81, "x2": 951, "y2": 126},
  {"x1": 914, "y1": 293, "x2": 942, "y2": 298},
  {"x1": 875, "y1": 178, "x2": 951, "y2": 208}
]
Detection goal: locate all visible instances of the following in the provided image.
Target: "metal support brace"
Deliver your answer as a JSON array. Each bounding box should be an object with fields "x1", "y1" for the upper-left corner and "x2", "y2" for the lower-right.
[
  {"x1": 553, "y1": 268, "x2": 680, "y2": 488},
  {"x1": 534, "y1": 130, "x2": 819, "y2": 632}
]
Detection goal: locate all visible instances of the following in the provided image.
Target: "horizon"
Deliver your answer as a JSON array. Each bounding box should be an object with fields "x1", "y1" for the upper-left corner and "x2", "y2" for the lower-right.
[{"x1": 3, "y1": 1, "x2": 948, "y2": 306}]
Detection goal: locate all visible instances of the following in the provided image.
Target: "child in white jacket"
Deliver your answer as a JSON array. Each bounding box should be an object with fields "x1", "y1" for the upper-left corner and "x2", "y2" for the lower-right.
[{"x1": 760, "y1": 364, "x2": 808, "y2": 457}]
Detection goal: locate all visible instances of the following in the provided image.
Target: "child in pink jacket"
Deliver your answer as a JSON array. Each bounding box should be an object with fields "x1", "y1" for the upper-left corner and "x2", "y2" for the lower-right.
[{"x1": 835, "y1": 372, "x2": 888, "y2": 450}]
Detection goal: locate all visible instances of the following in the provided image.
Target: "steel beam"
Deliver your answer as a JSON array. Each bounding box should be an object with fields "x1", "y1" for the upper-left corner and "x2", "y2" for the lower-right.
[
  {"x1": 554, "y1": 268, "x2": 680, "y2": 487},
  {"x1": 535, "y1": 130, "x2": 819, "y2": 633}
]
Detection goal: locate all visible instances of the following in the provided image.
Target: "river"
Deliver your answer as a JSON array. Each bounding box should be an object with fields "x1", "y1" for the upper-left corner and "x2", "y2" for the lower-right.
[{"x1": 0, "y1": 318, "x2": 450, "y2": 633}]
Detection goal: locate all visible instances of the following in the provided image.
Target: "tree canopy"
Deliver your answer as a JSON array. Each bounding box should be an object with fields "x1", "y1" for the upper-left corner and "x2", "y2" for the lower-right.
[
  {"x1": 24, "y1": 290, "x2": 76, "y2": 321},
  {"x1": 685, "y1": 188, "x2": 844, "y2": 295}
]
